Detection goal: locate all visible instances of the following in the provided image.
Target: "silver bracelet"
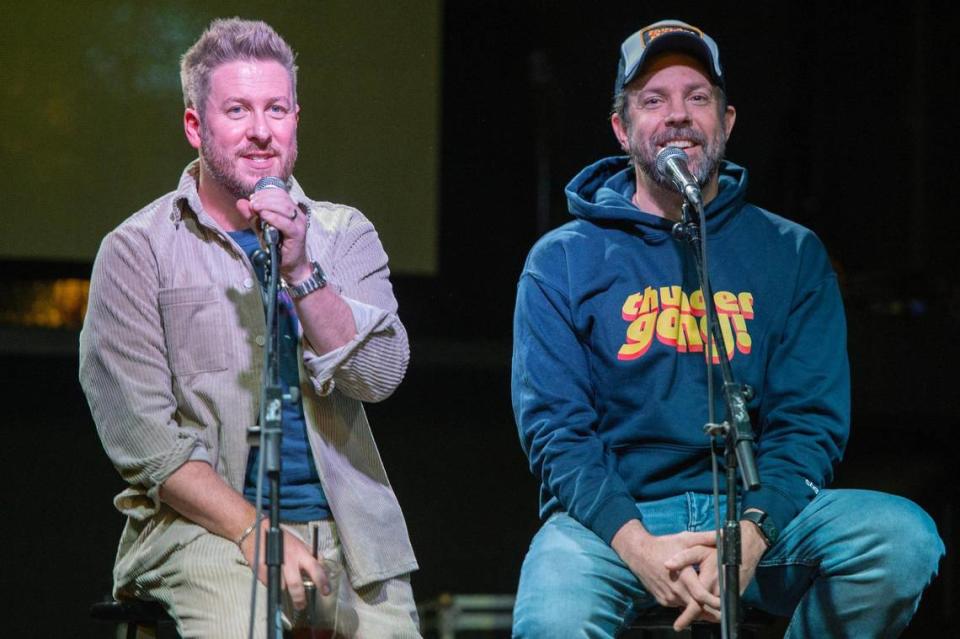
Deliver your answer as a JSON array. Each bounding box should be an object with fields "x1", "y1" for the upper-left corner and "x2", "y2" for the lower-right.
[{"x1": 236, "y1": 518, "x2": 260, "y2": 547}]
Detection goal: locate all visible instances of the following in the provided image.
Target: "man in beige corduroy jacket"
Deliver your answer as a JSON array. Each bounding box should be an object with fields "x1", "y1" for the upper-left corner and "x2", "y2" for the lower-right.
[{"x1": 80, "y1": 18, "x2": 419, "y2": 638}]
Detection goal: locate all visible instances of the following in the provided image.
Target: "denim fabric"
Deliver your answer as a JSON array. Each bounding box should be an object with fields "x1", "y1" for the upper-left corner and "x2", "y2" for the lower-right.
[{"x1": 513, "y1": 489, "x2": 944, "y2": 638}]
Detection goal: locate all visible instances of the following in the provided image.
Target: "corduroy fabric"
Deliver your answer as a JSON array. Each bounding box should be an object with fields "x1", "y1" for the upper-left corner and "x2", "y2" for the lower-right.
[
  {"x1": 80, "y1": 161, "x2": 417, "y2": 595},
  {"x1": 131, "y1": 519, "x2": 420, "y2": 638}
]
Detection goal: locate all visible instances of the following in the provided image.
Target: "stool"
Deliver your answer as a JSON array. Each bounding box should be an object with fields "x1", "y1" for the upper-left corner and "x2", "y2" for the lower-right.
[
  {"x1": 89, "y1": 597, "x2": 181, "y2": 639},
  {"x1": 90, "y1": 597, "x2": 325, "y2": 638},
  {"x1": 622, "y1": 606, "x2": 780, "y2": 638}
]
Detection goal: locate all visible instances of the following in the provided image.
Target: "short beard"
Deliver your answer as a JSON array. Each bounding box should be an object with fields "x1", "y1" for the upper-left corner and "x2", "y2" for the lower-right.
[
  {"x1": 199, "y1": 119, "x2": 298, "y2": 200},
  {"x1": 629, "y1": 126, "x2": 726, "y2": 192}
]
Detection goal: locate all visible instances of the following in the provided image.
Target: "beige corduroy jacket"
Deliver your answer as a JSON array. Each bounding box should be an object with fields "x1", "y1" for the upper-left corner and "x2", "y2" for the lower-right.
[{"x1": 79, "y1": 162, "x2": 417, "y2": 591}]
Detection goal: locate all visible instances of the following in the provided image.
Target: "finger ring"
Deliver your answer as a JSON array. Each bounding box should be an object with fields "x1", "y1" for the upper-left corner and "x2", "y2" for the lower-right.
[{"x1": 290, "y1": 209, "x2": 298, "y2": 221}]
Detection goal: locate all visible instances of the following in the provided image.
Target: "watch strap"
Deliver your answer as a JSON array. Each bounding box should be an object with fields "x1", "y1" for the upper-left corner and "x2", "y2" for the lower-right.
[
  {"x1": 285, "y1": 261, "x2": 327, "y2": 299},
  {"x1": 741, "y1": 509, "x2": 778, "y2": 547}
]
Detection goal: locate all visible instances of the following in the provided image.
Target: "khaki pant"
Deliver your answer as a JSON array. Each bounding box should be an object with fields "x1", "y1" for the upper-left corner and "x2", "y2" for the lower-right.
[{"x1": 128, "y1": 519, "x2": 420, "y2": 638}]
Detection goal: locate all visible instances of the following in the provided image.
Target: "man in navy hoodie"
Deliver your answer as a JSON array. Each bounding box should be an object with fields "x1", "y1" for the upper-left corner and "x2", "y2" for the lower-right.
[{"x1": 511, "y1": 19, "x2": 944, "y2": 638}]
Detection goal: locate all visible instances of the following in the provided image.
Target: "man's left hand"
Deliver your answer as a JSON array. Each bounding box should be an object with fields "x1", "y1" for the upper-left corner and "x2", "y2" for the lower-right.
[
  {"x1": 663, "y1": 521, "x2": 767, "y2": 628},
  {"x1": 237, "y1": 188, "x2": 311, "y2": 283}
]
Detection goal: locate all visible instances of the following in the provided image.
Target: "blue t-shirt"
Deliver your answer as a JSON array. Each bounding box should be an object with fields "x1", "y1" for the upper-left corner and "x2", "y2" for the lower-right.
[{"x1": 229, "y1": 230, "x2": 330, "y2": 522}]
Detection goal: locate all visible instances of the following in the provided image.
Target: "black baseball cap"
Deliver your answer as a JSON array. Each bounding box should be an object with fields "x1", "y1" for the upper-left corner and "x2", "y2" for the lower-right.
[{"x1": 615, "y1": 19, "x2": 725, "y2": 94}]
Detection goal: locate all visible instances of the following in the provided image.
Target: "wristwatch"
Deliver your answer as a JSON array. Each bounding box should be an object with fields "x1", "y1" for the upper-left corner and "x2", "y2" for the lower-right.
[
  {"x1": 741, "y1": 510, "x2": 779, "y2": 547},
  {"x1": 285, "y1": 261, "x2": 327, "y2": 299}
]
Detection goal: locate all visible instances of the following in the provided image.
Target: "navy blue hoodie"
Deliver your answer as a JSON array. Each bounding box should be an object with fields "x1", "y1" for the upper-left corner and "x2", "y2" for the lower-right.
[{"x1": 512, "y1": 156, "x2": 849, "y2": 544}]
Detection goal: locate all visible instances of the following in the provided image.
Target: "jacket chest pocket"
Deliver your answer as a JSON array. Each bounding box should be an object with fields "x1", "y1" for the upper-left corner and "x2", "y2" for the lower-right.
[{"x1": 158, "y1": 285, "x2": 229, "y2": 376}]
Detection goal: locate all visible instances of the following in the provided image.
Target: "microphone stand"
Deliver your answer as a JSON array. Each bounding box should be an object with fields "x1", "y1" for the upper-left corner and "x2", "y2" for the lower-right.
[
  {"x1": 672, "y1": 199, "x2": 760, "y2": 639},
  {"x1": 248, "y1": 228, "x2": 286, "y2": 639}
]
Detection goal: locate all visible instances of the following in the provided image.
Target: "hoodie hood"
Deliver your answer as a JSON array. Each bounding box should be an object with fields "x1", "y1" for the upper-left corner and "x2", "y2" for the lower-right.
[{"x1": 565, "y1": 155, "x2": 749, "y2": 237}]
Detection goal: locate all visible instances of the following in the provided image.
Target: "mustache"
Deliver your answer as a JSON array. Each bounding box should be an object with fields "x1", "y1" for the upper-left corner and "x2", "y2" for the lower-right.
[
  {"x1": 236, "y1": 145, "x2": 280, "y2": 156},
  {"x1": 650, "y1": 129, "x2": 707, "y2": 147}
]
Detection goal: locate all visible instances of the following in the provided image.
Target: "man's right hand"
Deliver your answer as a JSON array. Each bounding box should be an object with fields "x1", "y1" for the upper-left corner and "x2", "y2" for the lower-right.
[
  {"x1": 611, "y1": 519, "x2": 721, "y2": 630},
  {"x1": 239, "y1": 519, "x2": 331, "y2": 611},
  {"x1": 158, "y1": 462, "x2": 332, "y2": 612}
]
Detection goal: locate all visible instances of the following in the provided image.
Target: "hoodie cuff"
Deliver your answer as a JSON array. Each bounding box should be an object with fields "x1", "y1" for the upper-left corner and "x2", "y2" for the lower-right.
[
  {"x1": 588, "y1": 494, "x2": 643, "y2": 545},
  {"x1": 741, "y1": 485, "x2": 805, "y2": 539}
]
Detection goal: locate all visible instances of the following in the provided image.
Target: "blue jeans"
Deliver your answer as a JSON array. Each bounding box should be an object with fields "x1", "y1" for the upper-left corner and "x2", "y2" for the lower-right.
[{"x1": 513, "y1": 490, "x2": 944, "y2": 638}]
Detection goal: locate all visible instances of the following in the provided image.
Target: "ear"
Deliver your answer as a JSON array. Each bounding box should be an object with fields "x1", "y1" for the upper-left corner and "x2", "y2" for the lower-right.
[
  {"x1": 722, "y1": 104, "x2": 736, "y2": 140},
  {"x1": 611, "y1": 112, "x2": 630, "y2": 152},
  {"x1": 184, "y1": 107, "x2": 202, "y2": 150},
  {"x1": 295, "y1": 103, "x2": 301, "y2": 124}
]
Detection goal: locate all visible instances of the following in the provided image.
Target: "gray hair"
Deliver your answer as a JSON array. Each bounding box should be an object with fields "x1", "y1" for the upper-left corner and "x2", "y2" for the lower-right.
[{"x1": 180, "y1": 17, "x2": 298, "y2": 115}]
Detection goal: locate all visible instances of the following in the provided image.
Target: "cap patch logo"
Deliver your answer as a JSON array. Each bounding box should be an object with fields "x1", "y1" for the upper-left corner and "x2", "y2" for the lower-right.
[{"x1": 641, "y1": 25, "x2": 703, "y2": 47}]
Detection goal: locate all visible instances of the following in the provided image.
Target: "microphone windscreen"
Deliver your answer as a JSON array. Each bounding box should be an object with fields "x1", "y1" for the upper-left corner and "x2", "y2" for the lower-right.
[
  {"x1": 655, "y1": 146, "x2": 689, "y2": 179},
  {"x1": 254, "y1": 176, "x2": 288, "y2": 192}
]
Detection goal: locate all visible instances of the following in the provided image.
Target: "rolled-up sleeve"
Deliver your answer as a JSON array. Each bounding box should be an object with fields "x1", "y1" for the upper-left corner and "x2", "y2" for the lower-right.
[
  {"x1": 301, "y1": 209, "x2": 409, "y2": 403},
  {"x1": 79, "y1": 226, "x2": 200, "y2": 520}
]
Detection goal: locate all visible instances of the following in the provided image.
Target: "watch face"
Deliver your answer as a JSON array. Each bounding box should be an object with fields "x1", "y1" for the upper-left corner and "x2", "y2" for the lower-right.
[{"x1": 763, "y1": 521, "x2": 779, "y2": 544}]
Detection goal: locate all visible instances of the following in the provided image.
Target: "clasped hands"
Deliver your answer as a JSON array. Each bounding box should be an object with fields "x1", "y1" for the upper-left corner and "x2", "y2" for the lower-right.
[{"x1": 612, "y1": 519, "x2": 766, "y2": 632}]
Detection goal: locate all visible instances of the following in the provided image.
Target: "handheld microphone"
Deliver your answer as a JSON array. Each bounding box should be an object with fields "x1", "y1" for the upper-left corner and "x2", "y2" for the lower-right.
[
  {"x1": 655, "y1": 147, "x2": 704, "y2": 211},
  {"x1": 253, "y1": 176, "x2": 288, "y2": 245}
]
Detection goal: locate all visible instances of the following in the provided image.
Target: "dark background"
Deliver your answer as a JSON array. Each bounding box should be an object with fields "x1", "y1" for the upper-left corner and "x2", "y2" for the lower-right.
[{"x1": 4, "y1": 2, "x2": 958, "y2": 637}]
